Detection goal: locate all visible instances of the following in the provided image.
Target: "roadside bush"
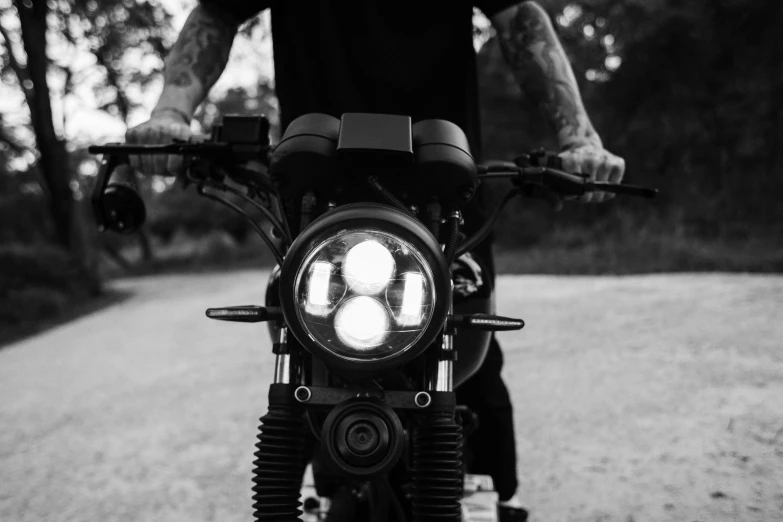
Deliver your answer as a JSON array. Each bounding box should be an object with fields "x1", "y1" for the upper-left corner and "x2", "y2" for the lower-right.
[{"x1": 0, "y1": 243, "x2": 87, "y2": 327}]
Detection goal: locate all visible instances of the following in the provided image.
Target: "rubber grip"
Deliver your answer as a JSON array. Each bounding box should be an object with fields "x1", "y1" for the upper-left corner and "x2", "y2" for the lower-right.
[{"x1": 589, "y1": 181, "x2": 658, "y2": 199}]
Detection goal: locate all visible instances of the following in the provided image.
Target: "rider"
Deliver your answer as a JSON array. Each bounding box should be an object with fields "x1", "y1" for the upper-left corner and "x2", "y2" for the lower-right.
[{"x1": 127, "y1": 1, "x2": 626, "y2": 520}]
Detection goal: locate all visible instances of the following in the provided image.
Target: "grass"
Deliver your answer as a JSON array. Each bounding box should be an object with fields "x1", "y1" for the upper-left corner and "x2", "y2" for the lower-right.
[
  {"x1": 492, "y1": 204, "x2": 783, "y2": 274},
  {"x1": 0, "y1": 287, "x2": 132, "y2": 348},
  {"x1": 99, "y1": 230, "x2": 277, "y2": 278},
  {"x1": 494, "y1": 223, "x2": 783, "y2": 274},
  {"x1": 0, "y1": 242, "x2": 126, "y2": 349}
]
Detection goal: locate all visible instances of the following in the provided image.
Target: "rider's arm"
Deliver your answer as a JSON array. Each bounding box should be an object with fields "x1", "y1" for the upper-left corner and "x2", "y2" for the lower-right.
[
  {"x1": 150, "y1": 5, "x2": 242, "y2": 121},
  {"x1": 489, "y1": 1, "x2": 601, "y2": 151},
  {"x1": 128, "y1": 2, "x2": 266, "y2": 175},
  {"x1": 485, "y1": 1, "x2": 623, "y2": 202}
]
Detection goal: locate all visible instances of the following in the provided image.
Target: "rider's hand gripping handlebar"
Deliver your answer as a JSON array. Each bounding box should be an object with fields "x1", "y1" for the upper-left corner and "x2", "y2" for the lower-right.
[
  {"x1": 477, "y1": 149, "x2": 658, "y2": 200},
  {"x1": 515, "y1": 166, "x2": 658, "y2": 199},
  {"x1": 88, "y1": 116, "x2": 273, "y2": 235},
  {"x1": 457, "y1": 150, "x2": 658, "y2": 258}
]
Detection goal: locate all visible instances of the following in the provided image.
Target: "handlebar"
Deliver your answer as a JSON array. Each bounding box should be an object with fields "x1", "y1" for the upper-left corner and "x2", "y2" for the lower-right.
[
  {"x1": 513, "y1": 166, "x2": 657, "y2": 199},
  {"x1": 88, "y1": 128, "x2": 658, "y2": 256},
  {"x1": 88, "y1": 141, "x2": 228, "y2": 158},
  {"x1": 89, "y1": 139, "x2": 657, "y2": 201},
  {"x1": 87, "y1": 140, "x2": 271, "y2": 171},
  {"x1": 454, "y1": 154, "x2": 658, "y2": 258}
]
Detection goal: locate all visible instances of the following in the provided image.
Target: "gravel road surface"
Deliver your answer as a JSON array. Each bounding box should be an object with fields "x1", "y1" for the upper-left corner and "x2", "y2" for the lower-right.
[{"x1": 1, "y1": 272, "x2": 781, "y2": 522}]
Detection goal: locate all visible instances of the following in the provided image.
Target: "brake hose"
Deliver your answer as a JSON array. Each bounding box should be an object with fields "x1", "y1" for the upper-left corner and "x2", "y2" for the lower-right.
[
  {"x1": 454, "y1": 189, "x2": 519, "y2": 259},
  {"x1": 443, "y1": 212, "x2": 461, "y2": 266},
  {"x1": 198, "y1": 184, "x2": 285, "y2": 266},
  {"x1": 367, "y1": 176, "x2": 415, "y2": 217}
]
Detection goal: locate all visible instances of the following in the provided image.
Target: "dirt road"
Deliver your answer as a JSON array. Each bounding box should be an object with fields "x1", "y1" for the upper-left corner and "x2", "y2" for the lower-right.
[{"x1": 1, "y1": 272, "x2": 781, "y2": 522}]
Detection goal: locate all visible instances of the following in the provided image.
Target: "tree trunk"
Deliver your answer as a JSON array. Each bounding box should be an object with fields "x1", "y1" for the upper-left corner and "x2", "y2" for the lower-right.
[{"x1": 15, "y1": 0, "x2": 75, "y2": 251}]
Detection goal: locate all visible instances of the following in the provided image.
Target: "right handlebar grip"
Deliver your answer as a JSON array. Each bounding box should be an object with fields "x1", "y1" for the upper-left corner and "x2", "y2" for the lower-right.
[
  {"x1": 545, "y1": 154, "x2": 564, "y2": 171},
  {"x1": 589, "y1": 181, "x2": 658, "y2": 199}
]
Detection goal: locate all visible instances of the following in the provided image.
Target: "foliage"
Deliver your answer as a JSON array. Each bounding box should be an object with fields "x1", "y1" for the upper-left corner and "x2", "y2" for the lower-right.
[
  {"x1": 52, "y1": 0, "x2": 172, "y2": 120},
  {"x1": 1, "y1": 0, "x2": 781, "y2": 342},
  {"x1": 145, "y1": 183, "x2": 264, "y2": 244},
  {"x1": 194, "y1": 84, "x2": 280, "y2": 139},
  {"x1": 480, "y1": 0, "x2": 782, "y2": 249},
  {"x1": 0, "y1": 0, "x2": 176, "y2": 336},
  {"x1": 0, "y1": 241, "x2": 89, "y2": 334}
]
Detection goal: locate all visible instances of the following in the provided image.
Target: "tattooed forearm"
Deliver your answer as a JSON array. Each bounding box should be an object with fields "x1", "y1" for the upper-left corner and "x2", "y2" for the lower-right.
[
  {"x1": 495, "y1": 1, "x2": 601, "y2": 150},
  {"x1": 154, "y1": 6, "x2": 237, "y2": 117},
  {"x1": 166, "y1": 6, "x2": 236, "y2": 89}
]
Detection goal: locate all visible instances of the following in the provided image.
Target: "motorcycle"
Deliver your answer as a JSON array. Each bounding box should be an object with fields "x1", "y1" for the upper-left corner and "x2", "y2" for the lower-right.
[{"x1": 89, "y1": 112, "x2": 656, "y2": 522}]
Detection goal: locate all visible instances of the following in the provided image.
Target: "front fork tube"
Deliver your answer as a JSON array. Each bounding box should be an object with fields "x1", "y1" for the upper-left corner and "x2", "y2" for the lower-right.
[
  {"x1": 416, "y1": 300, "x2": 462, "y2": 522},
  {"x1": 273, "y1": 326, "x2": 293, "y2": 384},
  {"x1": 253, "y1": 325, "x2": 308, "y2": 522},
  {"x1": 430, "y1": 300, "x2": 455, "y2": 393}
]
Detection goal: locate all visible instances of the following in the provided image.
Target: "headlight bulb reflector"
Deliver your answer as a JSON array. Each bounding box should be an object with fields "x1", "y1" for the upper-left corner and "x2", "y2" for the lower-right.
[
  {"x1": 342, "y1": 240, "x2": 395, "y2": 294},
  {"x1": 304, "y1": 262, "x2": 345, "y2": 316},
  {"x1": 334, "y1": 296, "x2": 390, "y2": 349},
  {"x1": 308, "y1": 262, "x2": 334, "y2": 306},
  {"x1": 398, "y1": 272, "x2": 424, "y2": 326}
]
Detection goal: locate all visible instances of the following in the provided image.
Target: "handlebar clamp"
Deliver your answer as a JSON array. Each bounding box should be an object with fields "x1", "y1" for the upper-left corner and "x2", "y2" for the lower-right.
[{"x1": 515, "y1": 148, "x2": 564, "y2": 171}]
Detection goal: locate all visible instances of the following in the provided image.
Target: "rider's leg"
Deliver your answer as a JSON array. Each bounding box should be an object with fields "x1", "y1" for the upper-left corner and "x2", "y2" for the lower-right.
[
  {"x1": 457, "y1": 336, "x2": 529, "y2": 521},
  {"x1": 456, "y1": 335, "x2": 518, "y2": 501}
]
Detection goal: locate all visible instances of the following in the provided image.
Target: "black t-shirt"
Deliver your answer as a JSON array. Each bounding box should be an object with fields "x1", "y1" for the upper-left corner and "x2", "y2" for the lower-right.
[
  {"x1": 202, "y1": 0, "x2": 515, "y2": 160},
  {"x1": 201, "y1": 0, "x2": 516, "y2": 276}
]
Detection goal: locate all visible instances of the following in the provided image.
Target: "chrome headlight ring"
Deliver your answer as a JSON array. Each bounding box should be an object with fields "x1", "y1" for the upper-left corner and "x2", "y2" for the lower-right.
[{"x1": 279, "y1": 203, "x2": 451, "y2": 374}]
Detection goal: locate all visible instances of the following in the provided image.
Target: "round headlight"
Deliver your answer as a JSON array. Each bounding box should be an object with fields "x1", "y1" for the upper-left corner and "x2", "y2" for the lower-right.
[{"x1": 294, "y1": 230, "x2": 436, "y2": 362}]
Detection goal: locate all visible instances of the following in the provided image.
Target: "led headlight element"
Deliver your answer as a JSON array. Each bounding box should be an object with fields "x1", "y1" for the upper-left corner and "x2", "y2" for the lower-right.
[
  {"x1": 334, "y1": 296, "x2": 390, "y2": 349},
  {"x1": 342, "y1": 240, "x2": 395, "y2": 295},
  {"x1": 398, "y1": 272, "x2": 425, "y2": 327},
  {"x1": 304, "y1": 262, "x2": 345, "y2": 316},
  {"x1": 308, "y1": 262, "x2": 333, "y2": 306}
]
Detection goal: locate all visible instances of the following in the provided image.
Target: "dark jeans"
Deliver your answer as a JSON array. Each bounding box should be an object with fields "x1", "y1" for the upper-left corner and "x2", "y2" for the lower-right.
[{"x1": 456, "y1": 335, "x2": 518, "y2": 501}]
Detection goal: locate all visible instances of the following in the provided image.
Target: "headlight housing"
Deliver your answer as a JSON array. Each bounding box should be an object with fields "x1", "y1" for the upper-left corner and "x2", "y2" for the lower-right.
[
  {"x1": 280, "y1": 204, "x2": 451, "y2": 373},
  {"x1": 296, "y1": 230, "x2": 435, "y2": 359}
]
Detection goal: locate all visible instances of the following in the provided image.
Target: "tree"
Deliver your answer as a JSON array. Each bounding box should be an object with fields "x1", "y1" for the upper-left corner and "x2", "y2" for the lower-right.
[
  {"x1": 2, "y1": 0, "x2": 74, "y2": 251},
  {"x1": 479, "y1": 0, "x2": 783, "y2": 237},
  {"x1": 0, "y1": 0, "x2": 173, "y2": 272},
  {"x1": 54, "y1": 0, "x2": 172, "y2": 263}
]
